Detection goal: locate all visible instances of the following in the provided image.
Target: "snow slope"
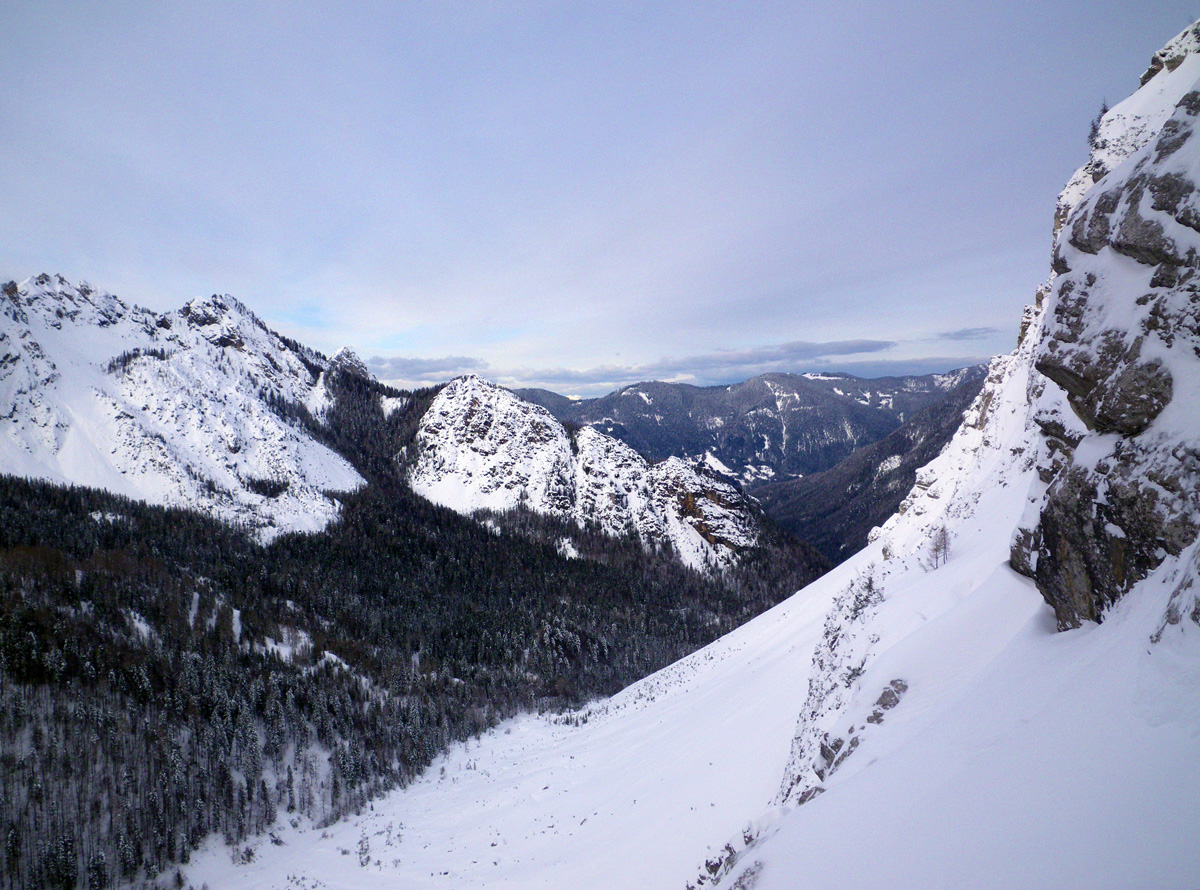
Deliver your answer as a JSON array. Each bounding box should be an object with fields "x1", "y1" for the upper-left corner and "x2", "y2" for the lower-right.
[
  {"x1": 182, "y1": 332, "x2": 1199, "y2": 887},
  {"x1": 0, "y1": 274, "x2": 363, "y2": 538},
  {"x1": 183, "y1": 23, "x2": 1200, "y2": 890},
  {"x1": 409, "y1": 374, "x2": 760, "y2": 569},
  {"x1": 181, "y1": 471, "x2": 1200, "y2": 890}
]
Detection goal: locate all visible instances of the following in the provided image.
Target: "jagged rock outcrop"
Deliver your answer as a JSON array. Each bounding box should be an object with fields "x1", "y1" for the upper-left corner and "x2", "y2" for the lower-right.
[
  {"x1": 408, "y1": 374, "x2": 762, "y2": 570},
  {"x1": 1011, "y1": 25, "x2": 1200, "y2": 628},
  {"x1": 0, "y1": 274, "x2": 364, "y2": 538}
]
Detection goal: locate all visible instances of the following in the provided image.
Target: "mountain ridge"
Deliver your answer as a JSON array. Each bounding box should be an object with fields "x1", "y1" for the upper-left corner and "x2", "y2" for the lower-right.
[
  {"x1": 0, "y1": 273, "x2": 364, "y2": 539},
  {"x1": 408, "y1": 373, "x2": 805, "y2": 572},
  {"x1": 516, "y1": 365, "x2": 987, "y2": 486}
]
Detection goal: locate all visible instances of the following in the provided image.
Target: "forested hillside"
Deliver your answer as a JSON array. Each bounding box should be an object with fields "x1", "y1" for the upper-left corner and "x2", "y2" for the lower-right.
[
  {"x1": 0, "y1": 366, "x2": 824, "y2": 890},
  {"x1": 751, "y1": 373, "x2": 987, "y2": 563}
]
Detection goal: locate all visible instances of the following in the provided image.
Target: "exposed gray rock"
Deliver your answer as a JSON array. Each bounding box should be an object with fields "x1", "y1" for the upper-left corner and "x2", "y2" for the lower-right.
[
  {"x1": 865, "y1": 678, "x2": 907, "y2": 724},
  {"x1": 1140, "y1": 24, "x2": 1200, "y2": 86},
  {"x1": 1017, "y1": 458, "x2": 1196, "y2": 627},
  {"x1": 1016, "y1": 47, "x2": 1200, "y2": 629},
  {"x1": 1152, "y1": 547, "x2": 1200, "y2": 642}
]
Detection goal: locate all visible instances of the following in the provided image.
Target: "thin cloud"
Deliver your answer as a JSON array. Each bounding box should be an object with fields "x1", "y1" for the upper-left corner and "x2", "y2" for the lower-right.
[
  {"x1": 367, "y1": 355, "x2": 489, "y2": 381},
  {"x1": 645, "y1": 339, "x2": 895, "y2": 376},
  {"x1": 935, "y1": 327, "x2": 1000, "y2": 341},
  {"x1": 370, "y1": 339, "x2": 899, "y2": 395}
]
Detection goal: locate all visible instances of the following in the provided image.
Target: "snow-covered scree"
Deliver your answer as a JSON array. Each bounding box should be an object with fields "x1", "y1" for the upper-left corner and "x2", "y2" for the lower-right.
[
  {"x1": 0, "y1": 275, "x2": 363, "y2": 538},
  {"x1": 185, "y1": 24, "x2": 1200, "y2": 890},
  {"x1": 409, "y1": 374, "x2": 760, "y2": 569}
]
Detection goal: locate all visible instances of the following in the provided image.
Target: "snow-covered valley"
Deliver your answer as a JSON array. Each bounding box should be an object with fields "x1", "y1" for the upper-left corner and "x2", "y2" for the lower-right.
[
  {"x1": 4, "y1": 13, "x2": 1200, "y2": 890},
  {"x1": 181, "y1": 18, "x2": 1200, "y2": 890}
]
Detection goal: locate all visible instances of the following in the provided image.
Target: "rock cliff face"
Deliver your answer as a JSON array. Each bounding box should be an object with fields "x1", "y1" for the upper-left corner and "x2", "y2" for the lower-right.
[
  {"x1": 408, "y1": 375, "x2": 762, "y2": 570},
  {"x1": 0, "y1": 274, "x2": 364, "y2": 538},
  {"x1": 1012, "y1": 24, "x2": 1200, "y2": 628}
]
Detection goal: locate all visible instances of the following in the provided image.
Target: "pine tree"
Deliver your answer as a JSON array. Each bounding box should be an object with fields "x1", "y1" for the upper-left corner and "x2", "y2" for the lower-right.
[{"x1": 1088, "y1": 100, "x2": 1109, "y2": 149}]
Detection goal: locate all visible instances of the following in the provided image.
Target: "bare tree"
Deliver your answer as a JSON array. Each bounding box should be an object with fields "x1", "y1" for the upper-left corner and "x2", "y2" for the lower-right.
[{"x1": 930, "y1": 525, "x2": 951, "y2": 567}]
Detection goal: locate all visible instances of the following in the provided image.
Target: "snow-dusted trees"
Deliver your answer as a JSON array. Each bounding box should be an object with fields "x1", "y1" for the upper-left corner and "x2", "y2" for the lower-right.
[{"x1": 0, "y1": 464, "x2": 805, "y2": 888}]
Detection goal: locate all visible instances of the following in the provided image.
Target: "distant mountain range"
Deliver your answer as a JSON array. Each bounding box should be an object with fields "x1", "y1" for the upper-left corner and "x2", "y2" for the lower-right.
[
  {"x1": 517, "y1": 367, "x2": 986, "y2": 487},
  {"x1": 751, "y1": 372, "x2": 988, "y2": 562}
]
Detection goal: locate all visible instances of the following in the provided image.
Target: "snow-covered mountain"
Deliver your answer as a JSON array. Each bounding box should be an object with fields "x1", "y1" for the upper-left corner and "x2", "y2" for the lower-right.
[
  {"x1": 184, "y1": 21, "x2": 1200, "y2": 890},
  {"x1": 519, "y1": 367, "x2": 987, "y2": 486},
  {"x1": 752, "y1": 371, "x2": 986, "y2": 563},
  {"x1": 409, "y1": 374, "x2": 762, "y2": 570},
  {"x1": 0, "y1": 274, "x2": 364, "y2": 538}
]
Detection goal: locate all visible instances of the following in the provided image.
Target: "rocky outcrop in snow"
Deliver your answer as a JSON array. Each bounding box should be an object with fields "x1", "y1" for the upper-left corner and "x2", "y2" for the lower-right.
[
  {"x1": 408, "y1": 375, "x2": 760, "y2": 570},
  {"x1": 1012, "y1": 28, "x2": 1200, "y2": 628},
  {"x1": 774, "y1": 20, "x2": 1200, "y2": 807},
  {"x1": 0, "y1": 274, "x2": 364, "y2": 538}
]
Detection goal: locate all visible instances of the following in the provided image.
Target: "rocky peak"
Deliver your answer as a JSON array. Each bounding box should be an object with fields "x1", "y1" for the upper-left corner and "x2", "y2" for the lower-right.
[
  {"x1": 178, "y1": 292, "x2": 271, "y2": 350},
  {"x1": 0, "y1": 273, "x2": 363, "y2": 540},
  {"x1": 408, "y1": 375, "x2": 762, "y2": 570},
  {"x1": 1055, "y1": 21, "x2": 1200, "y2": 235},
  {"x1": 13, "y1": 273, "x2": 134, "y2": 330},
  {"x1": 410, "y1": 374, "x2": 576, "y2": 517},
  {"x1": 329, "y1": 346, "x2": 371, "y2": 379}
]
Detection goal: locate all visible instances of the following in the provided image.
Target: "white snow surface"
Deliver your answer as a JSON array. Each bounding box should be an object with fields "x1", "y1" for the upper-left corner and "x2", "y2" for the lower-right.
[
  {"x1": 189, "y1": 28, "x2": 1200, "y2": 889},
  {"x1": 1056, "y1": 20, "x2": 1200, "y2": 230},
  {"x1": 409, "y1": 375, "x2": 759, "y2": 569},
  {"x1": 0, "y1": 274, "x2": 363, "y2": 538}
]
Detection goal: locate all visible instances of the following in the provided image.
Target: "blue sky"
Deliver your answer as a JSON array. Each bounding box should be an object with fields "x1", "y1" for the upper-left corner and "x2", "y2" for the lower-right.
[{"x1": 2, "y1": 1, "x2": 1195, "y2": 395}]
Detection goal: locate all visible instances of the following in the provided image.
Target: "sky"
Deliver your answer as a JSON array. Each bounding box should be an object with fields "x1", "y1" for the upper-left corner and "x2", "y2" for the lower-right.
[{"x1": 2, "y1": 2, "x2": 1196, "y2": 397}]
